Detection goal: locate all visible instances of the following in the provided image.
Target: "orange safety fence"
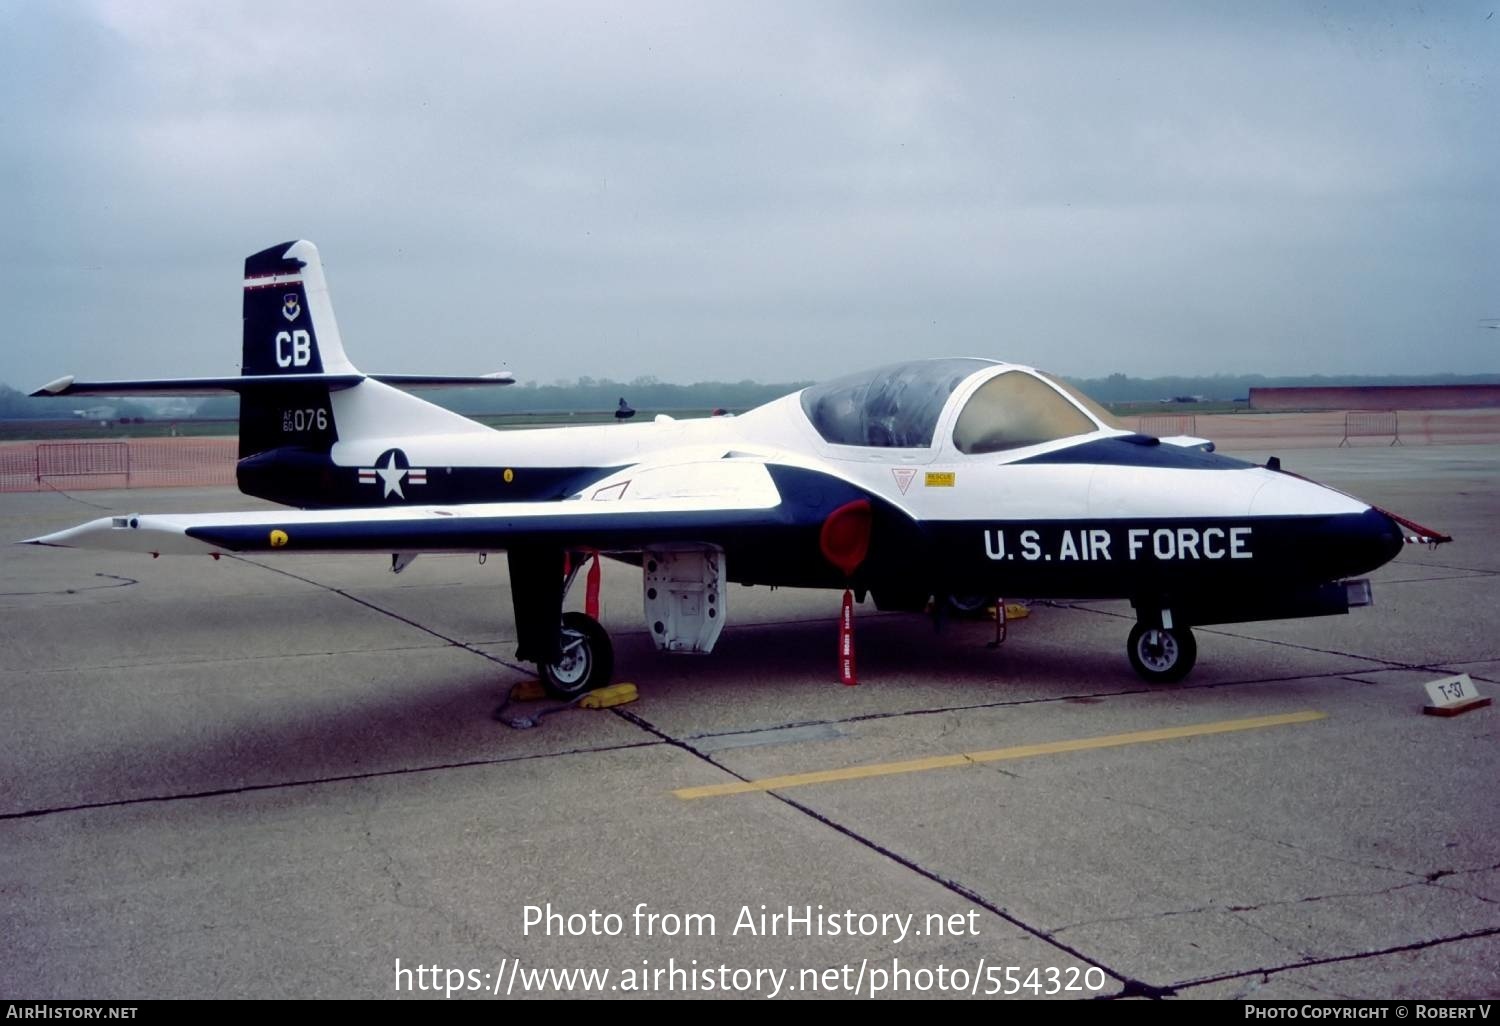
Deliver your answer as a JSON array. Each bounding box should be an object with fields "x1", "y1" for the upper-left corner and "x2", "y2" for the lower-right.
[
  {"x1": 1339, "y1": 411, "x2": 1401, "y2": 447},
  {"x1": 1135, "y1": 409, "x2": 1500, "y2": 451},
  {"x1": 1136, "y1": 413, "x2": 1197, "y2": 438},
  {"x1": 0, "y1": 437, "x2": 237, "y2": 492}
]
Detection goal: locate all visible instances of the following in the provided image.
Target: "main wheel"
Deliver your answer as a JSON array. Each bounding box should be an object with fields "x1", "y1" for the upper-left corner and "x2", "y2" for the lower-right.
[
  {"x1": 539, "y1": 611, "x2": 614, "y2": 699},
  {"x1": 1127, "y1": 623, "x2": 1197, "y2": 684}
]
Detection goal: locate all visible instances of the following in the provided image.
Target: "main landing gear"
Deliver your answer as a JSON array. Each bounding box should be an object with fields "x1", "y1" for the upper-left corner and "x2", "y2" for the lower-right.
[
  {"x1": 509, "y1": 547, "x2": 616, "y2": 701},
  {"x1": 1126, "y1": 622, "x2": 1197, "y2": 684},
  {"x1": 509, "y1": 544, "x2": 728, "y2": 701},
  {"x1": 540, "y1": 611, "x2": 614, "y2": 700}
]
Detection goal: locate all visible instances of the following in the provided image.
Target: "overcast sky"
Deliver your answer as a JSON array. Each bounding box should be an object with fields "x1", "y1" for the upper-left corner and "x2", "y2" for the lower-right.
[{"x1": 2, "y1": 1, "x2": 1496, "y2": 388}]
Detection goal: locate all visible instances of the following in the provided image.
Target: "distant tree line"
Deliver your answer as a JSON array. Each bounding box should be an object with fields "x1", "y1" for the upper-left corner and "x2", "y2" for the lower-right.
[
  {"x1": 3, "y1": 371, "x2": 1499, "y2": 420},
  {"x1": 1066, "y1": 371, "x2": 1500, "y2": 404},
  {"x1": 439, "y1": 376, "x2": 817, "y2": 416},
  {"x1": 0, "y1": 384, "x2": 155, "y2": 420}
]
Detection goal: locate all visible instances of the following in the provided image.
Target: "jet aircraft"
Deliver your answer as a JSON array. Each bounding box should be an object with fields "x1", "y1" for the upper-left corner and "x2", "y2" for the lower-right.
[{"x1": 27, "y1": 241, "x2": 1449, "y2": 696}]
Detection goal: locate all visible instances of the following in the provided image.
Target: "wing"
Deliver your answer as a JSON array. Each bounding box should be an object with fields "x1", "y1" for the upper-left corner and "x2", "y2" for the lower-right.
[{"x1": 23, "y1": 460, "x2": 874, "y2": 560}]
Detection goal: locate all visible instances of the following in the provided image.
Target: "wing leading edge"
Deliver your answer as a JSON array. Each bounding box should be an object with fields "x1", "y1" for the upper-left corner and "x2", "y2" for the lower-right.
[{"x1": 22, "y1": 462, "x2": 873, "y2": 560}]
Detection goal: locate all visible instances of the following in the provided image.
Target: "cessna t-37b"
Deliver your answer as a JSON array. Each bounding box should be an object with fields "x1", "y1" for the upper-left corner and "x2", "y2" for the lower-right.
[{"x1": 27, "y1": 241, "x2": 1450, "y2": 696}]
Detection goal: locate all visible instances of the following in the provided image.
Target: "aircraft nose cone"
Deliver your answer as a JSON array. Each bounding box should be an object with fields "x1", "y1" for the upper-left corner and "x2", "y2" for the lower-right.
[
  {"x1": 1342, "y1": 507, "x2": 1405, "y2": 577},
  {"x1": 1254, "y1": 472, "x2": 1405, "y2": 580}
]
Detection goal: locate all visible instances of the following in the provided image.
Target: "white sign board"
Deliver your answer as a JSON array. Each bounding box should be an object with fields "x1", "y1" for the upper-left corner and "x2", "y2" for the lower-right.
[{"x1": 1422, "y1": 673, "x2": 1489, "y2": 717}]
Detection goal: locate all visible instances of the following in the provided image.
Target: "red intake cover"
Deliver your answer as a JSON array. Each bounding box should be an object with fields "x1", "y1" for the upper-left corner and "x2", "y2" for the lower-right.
[{"x1": 819, "y1": 499, "x2": 872, "y2": 577}]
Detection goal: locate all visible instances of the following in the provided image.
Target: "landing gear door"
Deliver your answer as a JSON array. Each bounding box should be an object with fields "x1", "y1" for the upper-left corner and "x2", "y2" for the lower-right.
[{"x1": 643, "y1": 545, "x2": 727, "y2": 653}]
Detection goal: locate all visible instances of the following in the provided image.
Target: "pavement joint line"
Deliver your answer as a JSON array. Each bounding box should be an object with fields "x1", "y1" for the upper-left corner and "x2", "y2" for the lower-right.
[
  {"x1": 228, "y1": 556, "x2": 533, "y2": 675},
  {"x1": 607, "y1": 705, "x2": 1142, "y2": 998},
  {"x1": 1194, "y1": 632, "x2": 1460, "y2": 677},
  {"x1": 679, "y1": 687, "x2": 1164, "y2": 741},
  {"x1": 764, "y1": 786, "x2": 1144, "y2": 999},
  {"x1": 0, "y1": 641, "x2": 466, "y2": 676},
  {"x1": 1094, "y1": 792, "x2": 1443, "y2": 883},
  {"x1": 673, "y1": 711, "x2": 1328, "y2": 800},
  {"x1": 1051, "y1": 880, "x2": 1435, "y2": 936},
  {"x1": 675, "y1": 666, "x2": 1392, "y2": 743},
  {"x1": 0, "y1": 739, "x2": 666, "y2": 822},
  {"x1": 1396, "y1": 560, "x2": 1500, "y2": 575},
  {"x1": 1380, "y1": 573, "x2": 1500, "y2": 585},
  {"x1": 1166, "y1": 926, "x2": 1500, "y2": 996}
]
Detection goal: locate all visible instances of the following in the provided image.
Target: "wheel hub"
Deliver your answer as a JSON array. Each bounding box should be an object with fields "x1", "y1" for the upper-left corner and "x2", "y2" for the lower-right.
[
  {"x1": 1138, "y1": 629, "x2": 1178, "y2": 671},
  {"x1": 550, "y1": 629, "x2": 589, "y2": 685}
]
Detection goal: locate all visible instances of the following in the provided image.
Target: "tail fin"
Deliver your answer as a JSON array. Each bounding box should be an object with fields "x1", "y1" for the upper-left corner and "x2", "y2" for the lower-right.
[
  {"x1": 241, "y1": 240, "x2": 356, "y2": 377},
  {"x1": 237, "y1": 241, "x2": 348, "y2": 459}
]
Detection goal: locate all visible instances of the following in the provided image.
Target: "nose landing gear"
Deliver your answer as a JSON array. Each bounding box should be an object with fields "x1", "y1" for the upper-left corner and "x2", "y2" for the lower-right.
[{"x1": 1127, "y1": 622, "x2": 1197, "y2": 684}]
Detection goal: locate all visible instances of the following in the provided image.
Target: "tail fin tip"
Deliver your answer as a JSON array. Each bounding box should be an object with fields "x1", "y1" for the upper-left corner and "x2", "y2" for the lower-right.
[{"x1": 241, "y1": 239, "x2": 356, "y2": 378}]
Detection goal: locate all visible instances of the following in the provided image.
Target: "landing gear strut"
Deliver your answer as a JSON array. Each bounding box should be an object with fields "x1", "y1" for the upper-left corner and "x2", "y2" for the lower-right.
[
  {"x1": 540, "y1": 611, "x2": 614, "y2": 699},
  {"x1": 510, "y1": 547, "x2": 615, "y2": 700},
  {"x1": 1127, "y1": 622, "x2": 1197, "y2": 684}
]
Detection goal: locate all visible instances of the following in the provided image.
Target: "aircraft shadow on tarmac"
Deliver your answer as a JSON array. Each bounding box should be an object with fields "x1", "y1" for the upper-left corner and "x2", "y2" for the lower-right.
[{"x1": 13, "y1": 597, "x2": 1371, "y2": 820}]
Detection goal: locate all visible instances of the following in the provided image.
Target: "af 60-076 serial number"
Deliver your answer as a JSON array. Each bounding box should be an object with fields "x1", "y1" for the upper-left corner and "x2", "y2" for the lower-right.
[{"x1": 282, "y1": 408, "x2": 329, "y2": 432}]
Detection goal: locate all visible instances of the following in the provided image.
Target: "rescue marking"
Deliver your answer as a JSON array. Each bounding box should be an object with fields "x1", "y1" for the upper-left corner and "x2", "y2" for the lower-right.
[
  {"x1": 925, "y1": 471, "x2": 956, "y2": 488},
  {"x1": 673, "y1": 710, "x2": 1327, "y2": 799}
]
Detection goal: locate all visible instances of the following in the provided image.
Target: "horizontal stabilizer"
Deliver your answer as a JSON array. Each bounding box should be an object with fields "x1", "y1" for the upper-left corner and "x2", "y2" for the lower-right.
[
  {"x1": 32, "y1": 372, "x2": 514, "y2": 398},
  {"x1": 370, "y1": 372, "x2": 515, "y2": 388}
]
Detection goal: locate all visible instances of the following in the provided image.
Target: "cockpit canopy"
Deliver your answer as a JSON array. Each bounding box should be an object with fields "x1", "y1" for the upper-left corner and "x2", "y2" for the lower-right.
[
  {"x1": 799, "y1": 359, "x2": 1115, "y2": 453},
  {"x1": 799, "y1": 359, "x2": 990, "y2": 448},
  {"x1": 951, "y1": 370, "x2": 1101, "y2": 454}
]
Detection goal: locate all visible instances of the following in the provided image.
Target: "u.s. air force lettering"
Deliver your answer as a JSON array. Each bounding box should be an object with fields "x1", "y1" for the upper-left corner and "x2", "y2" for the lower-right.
[{"x1": 983, "y1": 526, "x2": 1252, "y2": 562}]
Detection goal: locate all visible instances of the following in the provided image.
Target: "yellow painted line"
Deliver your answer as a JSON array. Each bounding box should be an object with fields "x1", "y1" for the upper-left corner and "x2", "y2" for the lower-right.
[{"x1": 673, "y1": 710, "x2": 1327, "y2": 800}]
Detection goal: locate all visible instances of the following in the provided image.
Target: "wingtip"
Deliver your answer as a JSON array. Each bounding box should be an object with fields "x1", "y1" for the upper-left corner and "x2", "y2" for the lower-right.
[
  {"x1": 31, "y1": 375, "x2": 76, "y2": 397},
  {"x1": 17, "y1": 521, "x2": 113, "y2": 548}
]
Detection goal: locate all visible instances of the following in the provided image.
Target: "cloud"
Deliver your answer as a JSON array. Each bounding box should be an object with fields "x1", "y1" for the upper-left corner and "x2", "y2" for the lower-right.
[{"x1": 1, "y1": 0, "x2": 1494, "y2": 386}]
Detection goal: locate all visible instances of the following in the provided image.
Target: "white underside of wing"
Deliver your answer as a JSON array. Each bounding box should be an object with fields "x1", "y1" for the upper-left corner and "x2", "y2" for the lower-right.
[{"x1": 26, "y1": 460, "x2": 783, "y2": 555}]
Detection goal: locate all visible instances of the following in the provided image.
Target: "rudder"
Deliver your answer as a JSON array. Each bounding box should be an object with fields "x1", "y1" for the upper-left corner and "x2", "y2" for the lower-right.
[{"x1": 238, "y1": 240, "x2": 352, "y2": 459}]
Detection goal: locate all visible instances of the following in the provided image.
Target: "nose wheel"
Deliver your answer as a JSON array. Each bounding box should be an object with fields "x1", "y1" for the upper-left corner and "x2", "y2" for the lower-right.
[
  {"x1": 539, "y1": 611, "x2": 615, "y2": 699},
  {"x1": 1127, "y1": 623, "x2": 1196, "y2": 684},
  {"x1": 943, "y1": 593, "x2": 993, "y2": 618}
]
